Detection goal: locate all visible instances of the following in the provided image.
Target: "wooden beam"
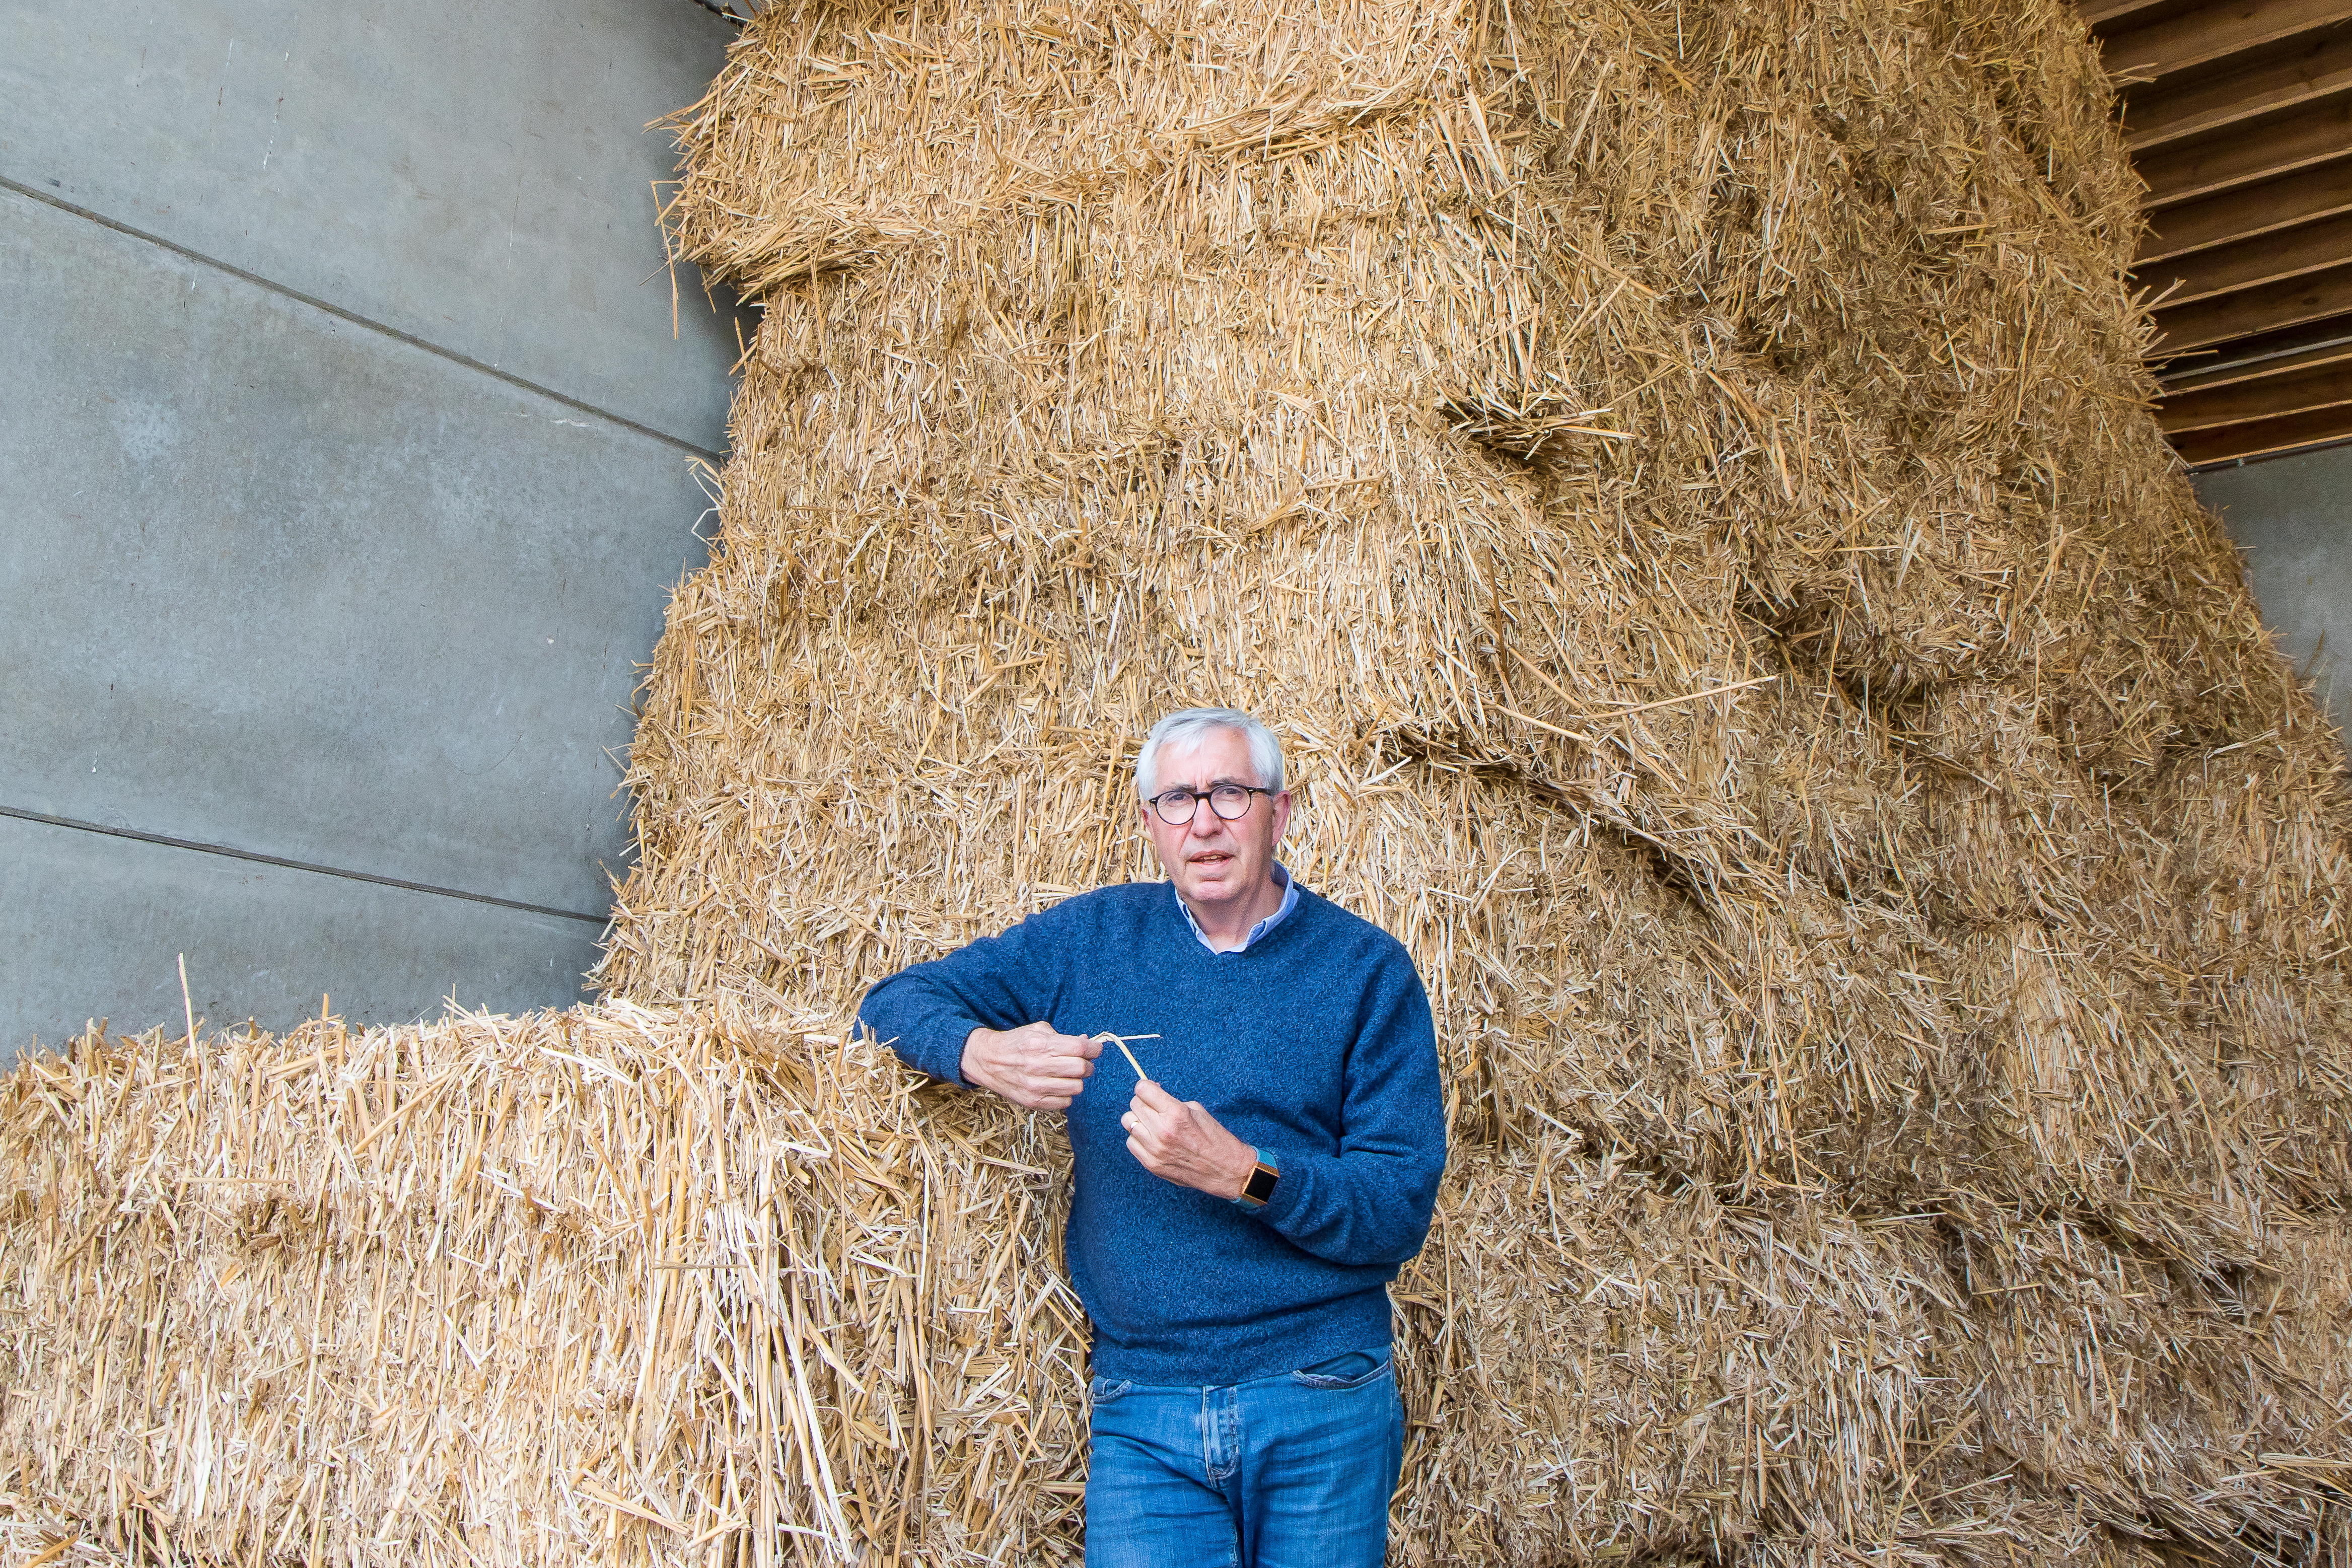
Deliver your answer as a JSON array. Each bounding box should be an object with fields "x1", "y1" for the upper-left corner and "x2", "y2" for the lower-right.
[
  {"x1": 2135, "y1": 207, "x2": 2352, "y2": 302},
  {"x1": 2158, "y1": 360, "x2": 2352, "y2": 427},
  {"x1": 2101, "y1": 0, "x2": 2352, "y2": 82},
  {"x1": 2138, "y1": 97, "x2": 2352, "y2": 205},
  {"x1": 2123, "y1": 26, "x2": 2352, "y2": 150},
  {"x1": 2153, "y1": 259, "x2": 2352, "y2": 347},
  {"x1": 2171, "y1": 401, "x2": 2352, "y2": 461},
  {"x1": 2139, "y1": 156, "x2": 2352, "y2": 258},
  {"x1": 2159, "y1": 318, "x2": 2352, "y2": 387},
  {"x1": 2083, "y1": 0, "x2": 2175, "y2": 26}
]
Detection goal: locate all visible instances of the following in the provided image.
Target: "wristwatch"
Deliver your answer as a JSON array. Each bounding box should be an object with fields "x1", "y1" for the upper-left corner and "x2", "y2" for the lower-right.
[{"x1": 1234, "y1": 1147, "x2": 1280, "y2": 1210}]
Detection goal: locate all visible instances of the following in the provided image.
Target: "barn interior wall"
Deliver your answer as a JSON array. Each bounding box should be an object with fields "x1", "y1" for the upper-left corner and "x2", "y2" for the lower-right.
[
  {"x1": 2196, "y1": 443, "x2": 2352, "y2": 746},
  {"x1": 0, "y1": 0, "x2": 745, "y2": 1058}
]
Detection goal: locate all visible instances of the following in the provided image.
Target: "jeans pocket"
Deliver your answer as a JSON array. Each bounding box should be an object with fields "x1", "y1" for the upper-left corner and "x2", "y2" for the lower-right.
[
  {"x1": 1089, "y1": 1375, "x2": 1133, "y2": 1405},
  {"x1": 1290, "y1": 1350, "x2": 1393, "y2": 1391}
]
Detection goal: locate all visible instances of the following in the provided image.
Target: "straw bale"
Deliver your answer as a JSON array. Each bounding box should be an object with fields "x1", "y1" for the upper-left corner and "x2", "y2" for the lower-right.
[
  {"x1": 1392, "y1": 1152, "x2": 1955, "y2": 1565},
  {"x1": 1934, "y1": 1204, "x2": 2352, "y2": 1566},
  {"x1": 0, "y1": 1008, "x2": 1089, "y2": 1565}
]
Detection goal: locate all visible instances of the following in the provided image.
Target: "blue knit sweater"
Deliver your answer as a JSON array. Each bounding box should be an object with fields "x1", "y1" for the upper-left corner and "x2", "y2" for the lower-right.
[{"x1": 858, "y1": 881, "x2": 1446, "y2": 1384}]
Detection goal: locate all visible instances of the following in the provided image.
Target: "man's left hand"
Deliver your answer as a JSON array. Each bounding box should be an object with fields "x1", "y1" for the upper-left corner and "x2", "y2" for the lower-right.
[{"x1": 1122, "y1": 1080, "x2": 1258, "y2": 1200}]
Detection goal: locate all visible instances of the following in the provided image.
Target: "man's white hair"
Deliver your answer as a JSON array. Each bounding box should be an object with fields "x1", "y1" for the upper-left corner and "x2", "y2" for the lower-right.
[{"x1": 1135, "y1": 708, "x2": 1286, "y2": 800}]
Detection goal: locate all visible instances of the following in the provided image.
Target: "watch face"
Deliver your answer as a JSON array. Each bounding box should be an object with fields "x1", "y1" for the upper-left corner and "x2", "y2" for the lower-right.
[{"x1": 1244, "y1": 1164, "x2": 1279, "y2": 1204}]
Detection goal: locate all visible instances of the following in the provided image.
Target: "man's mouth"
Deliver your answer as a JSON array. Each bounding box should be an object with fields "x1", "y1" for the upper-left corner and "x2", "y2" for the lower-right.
[{"x1": 1189, "y1": 851, "x2": 1234, "y2": 867}]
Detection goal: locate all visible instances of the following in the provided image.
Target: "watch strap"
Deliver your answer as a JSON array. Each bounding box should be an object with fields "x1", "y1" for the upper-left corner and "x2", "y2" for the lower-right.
[{"x1": 1235, "y1": 1147, "x2": 1280, "y2": 1209}]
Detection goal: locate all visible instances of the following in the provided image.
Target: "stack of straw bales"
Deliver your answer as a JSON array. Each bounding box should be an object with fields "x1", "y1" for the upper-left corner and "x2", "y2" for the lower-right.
[
  {"x1": 5, "y1": 1010, "x2": 2345, "y2": 1564},
  {"x1": 6, "y1": 0, "x2": 2352, "y2": 1561}
]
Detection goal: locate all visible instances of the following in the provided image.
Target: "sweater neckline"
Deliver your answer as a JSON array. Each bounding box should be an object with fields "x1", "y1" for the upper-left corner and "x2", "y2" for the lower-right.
[{"x1": 1160, "y1": 878, "x2": 1314, "y2": 962}]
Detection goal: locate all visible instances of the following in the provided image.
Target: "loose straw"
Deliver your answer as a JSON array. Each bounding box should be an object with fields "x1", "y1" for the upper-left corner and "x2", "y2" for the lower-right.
[{"x1": 1498, "y1": 669, "x2": 1780, "y2": 741}]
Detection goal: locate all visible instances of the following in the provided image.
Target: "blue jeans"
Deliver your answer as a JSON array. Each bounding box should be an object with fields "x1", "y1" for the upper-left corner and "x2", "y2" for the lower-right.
[{"x1": 1084, "y1": 1349, "x2": 1403, "y2": 1567}]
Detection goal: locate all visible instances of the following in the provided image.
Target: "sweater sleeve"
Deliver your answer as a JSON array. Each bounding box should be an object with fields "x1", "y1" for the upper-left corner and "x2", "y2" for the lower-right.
[
  {"x1": 856, "y1": 907, "x2": 1072, "y2": 1086},
  {"x1": 1253, "y1": 947, "x2": 1446, "y2": 1267}
]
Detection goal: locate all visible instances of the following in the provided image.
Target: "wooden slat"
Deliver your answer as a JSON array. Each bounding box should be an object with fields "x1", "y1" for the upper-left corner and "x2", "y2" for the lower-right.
[
  {"x1": 2158, "y1": 360, "x2": 2352, "y2": 426},
  {"x1": 2123, "y1": 26, "x2": 2352, "y2": 150},
  {"x1": 2101, "y1": 0, "x2": 2352, "y2": 82},
  {"x1": 2154, "y1": 259, "x2": 2352, "y2": 347},
  {"x1": 2136, "y1": 207, "x2": 2352, "y2": 302},
  {"x1": 2084, "y1": 0, "x2": 2178, "y2": 25},
  {"x1": 2137, "y1": 97, "x2": 2352, "y2": 205},
  {"x1": 2164, "y1": 339, "x2": 2352, "y2": 389},
  {"x1": 2170, "y1": 401, "x2": 2352, "y2": 460},
  {"x1": 2140, "y1": 156, "x2": 2352, "y2": 258},
  {"x1": 2158, "y1": 318, "x2": 2352, "y2": 387}
]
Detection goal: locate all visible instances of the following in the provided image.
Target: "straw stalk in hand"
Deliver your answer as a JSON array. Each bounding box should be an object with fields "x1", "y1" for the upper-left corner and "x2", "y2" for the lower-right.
[{"x1": 1090, "y1": 1033, "x2": 1255, "y2": 1199}]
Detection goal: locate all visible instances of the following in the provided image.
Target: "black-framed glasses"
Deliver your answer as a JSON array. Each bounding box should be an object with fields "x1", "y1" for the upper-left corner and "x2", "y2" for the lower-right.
[{"x1": 1146, "y1": 785, "x2": 1273, "y2": 825}]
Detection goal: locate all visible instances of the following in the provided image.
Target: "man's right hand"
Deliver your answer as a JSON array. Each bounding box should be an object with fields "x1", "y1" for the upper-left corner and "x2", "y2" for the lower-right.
[{"x1": 960, "y1": 1023, "x2": 1102, "y2": 1111}]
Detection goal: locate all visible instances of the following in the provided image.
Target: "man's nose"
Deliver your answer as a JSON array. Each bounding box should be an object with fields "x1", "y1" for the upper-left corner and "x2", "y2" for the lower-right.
[{"x1": 1187, "y1": 800, "x2": 1225, "y2": 835}]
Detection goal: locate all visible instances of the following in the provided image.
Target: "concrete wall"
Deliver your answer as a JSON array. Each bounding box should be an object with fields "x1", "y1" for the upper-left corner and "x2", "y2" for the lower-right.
[
  {"x1": 1, "y1": 0, "x2": 744, "y2": 1057},
  {"x1": 2196, "y1": 444, "x2": 2352, "y2": 745}
]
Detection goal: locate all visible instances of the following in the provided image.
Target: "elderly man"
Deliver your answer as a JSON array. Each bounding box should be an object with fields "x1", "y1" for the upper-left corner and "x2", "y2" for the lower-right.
[{"x1": 859, "y1": 706, "x2": 1445, "y2": 1567}]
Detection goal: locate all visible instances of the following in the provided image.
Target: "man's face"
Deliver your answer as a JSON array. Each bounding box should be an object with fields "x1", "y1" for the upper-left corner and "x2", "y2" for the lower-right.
[{"x1": 1141, "y1": 727, "x2": 1292, "y2": 912}]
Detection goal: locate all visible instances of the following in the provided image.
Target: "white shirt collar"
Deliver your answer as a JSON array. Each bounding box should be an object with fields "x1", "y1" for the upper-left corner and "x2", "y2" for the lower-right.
[{"x1": 1176, "y1": 862, "x2": 1298, "y2": 955}]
